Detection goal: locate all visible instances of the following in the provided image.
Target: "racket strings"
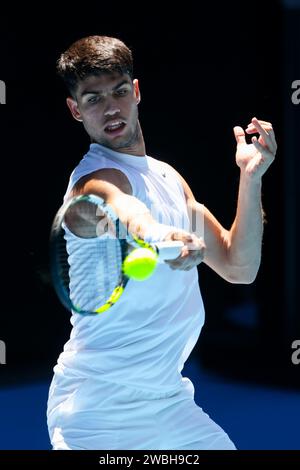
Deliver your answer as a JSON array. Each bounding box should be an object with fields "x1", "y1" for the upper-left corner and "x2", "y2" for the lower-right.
[
  {"x1": 64, "y1": 230, "x2": 123, "y2": 312},
  {"x1": 51, "y1": 195, "x2": 129, "y2": 315}
]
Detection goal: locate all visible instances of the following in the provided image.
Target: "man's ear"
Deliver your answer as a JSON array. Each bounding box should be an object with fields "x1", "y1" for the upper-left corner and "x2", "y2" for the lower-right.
[
  {"x1": 66, "y1": 97, "x2": 83, "y2": 122},
  {"x1": 133, "y1": 79, "x2": 141, "y2": 104}
]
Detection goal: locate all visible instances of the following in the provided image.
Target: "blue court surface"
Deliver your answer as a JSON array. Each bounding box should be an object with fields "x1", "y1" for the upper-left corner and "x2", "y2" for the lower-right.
[{"x1": 0, "y1": 359, "x2": 299, "y2": 450}]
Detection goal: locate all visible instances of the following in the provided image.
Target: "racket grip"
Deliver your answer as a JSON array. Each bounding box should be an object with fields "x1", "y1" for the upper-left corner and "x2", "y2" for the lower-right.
[{"x1": 153, "y1": 241, "x2": 184, "y2": 262}]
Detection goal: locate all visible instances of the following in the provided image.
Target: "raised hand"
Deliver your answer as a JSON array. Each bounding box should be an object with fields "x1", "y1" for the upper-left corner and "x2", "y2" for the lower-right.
[{"x1": 233, "y1": 117, "x2": 277, "y2": 180}]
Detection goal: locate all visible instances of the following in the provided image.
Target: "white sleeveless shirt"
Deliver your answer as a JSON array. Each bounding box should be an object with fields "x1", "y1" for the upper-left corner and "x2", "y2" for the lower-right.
[{"x1": 55, "y1": 143, "x2": 205, "y2": 394}]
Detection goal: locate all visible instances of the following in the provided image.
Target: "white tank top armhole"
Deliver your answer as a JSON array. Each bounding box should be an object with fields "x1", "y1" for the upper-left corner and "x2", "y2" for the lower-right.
[{"x1": 64, "y1": 164, "x2": 137, "y2": 201}]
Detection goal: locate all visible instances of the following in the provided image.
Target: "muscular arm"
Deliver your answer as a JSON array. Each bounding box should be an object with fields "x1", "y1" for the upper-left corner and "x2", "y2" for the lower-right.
[
  {"x1": 167, "y1": 117, "x2": 276, "y2": 283},
  {"x1": 176, "y1": 170, "x2": 263, "y2": 284},
  {"x1": 71, "y1": 168, "x2": 158, "y2": 240},
  {"x1": 70, "y1": 167, "x2": 205, "y2": 269}
]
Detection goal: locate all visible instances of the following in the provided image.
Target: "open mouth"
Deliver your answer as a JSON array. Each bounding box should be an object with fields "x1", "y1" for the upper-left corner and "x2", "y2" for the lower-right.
[{"x1": 104, "y1": 121, "x2": 126, "y2": 135}]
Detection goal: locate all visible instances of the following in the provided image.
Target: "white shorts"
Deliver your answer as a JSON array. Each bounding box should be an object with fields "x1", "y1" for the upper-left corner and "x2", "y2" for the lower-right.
[{"x1": 47, "y1": 374, "x2": 236, "y2": 450}]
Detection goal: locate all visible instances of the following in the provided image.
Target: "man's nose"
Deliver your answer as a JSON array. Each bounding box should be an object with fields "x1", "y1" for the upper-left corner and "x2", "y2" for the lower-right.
[
  {"x1": 104, "y1": 107, "x2": 121, "y2": 116},
  {"x1": 104, "y1": 99, "x2": 120, "y2": 117}
]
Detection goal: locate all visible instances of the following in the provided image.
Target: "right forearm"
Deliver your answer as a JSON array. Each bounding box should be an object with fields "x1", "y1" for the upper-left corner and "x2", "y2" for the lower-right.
[{"x1": 108, "y1": 193, "x2": 156, "y2": 239}]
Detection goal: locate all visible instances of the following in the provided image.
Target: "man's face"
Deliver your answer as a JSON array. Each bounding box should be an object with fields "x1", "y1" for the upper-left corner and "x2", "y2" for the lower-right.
[{"x1": 67, "y1": 72, "x2": 141, "y2": 151}]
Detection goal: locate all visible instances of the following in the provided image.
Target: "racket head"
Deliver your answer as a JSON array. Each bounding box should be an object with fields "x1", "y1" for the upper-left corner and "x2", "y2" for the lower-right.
[{"x1": 49, "y1": 194, "x2": 130, "y2": 316}]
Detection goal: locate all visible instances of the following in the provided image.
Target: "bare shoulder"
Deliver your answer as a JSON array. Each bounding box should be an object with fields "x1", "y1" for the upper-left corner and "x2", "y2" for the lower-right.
[{"x1": 71, "y1": 168, "x2": 133, "y2": 199}]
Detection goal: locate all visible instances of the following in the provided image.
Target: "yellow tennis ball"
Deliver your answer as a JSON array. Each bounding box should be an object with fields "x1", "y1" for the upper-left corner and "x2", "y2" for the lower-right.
[{"x1": 123, "y1": 248, "x2": 158, "y2": 281}]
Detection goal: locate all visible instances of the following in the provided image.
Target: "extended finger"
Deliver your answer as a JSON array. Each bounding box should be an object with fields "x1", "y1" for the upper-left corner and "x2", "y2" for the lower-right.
[
  {"x1": 246, "y1": 125, "x2": 272, "y2": 133},
  {"x1": 246, "y1": 126, "x2": 277, "y2": 152},
  {"x1": 251, "y1": 136, "x2": 275, "y2": 161},
  {"x1": 249, "y1": 118, "x2": 276, "y2": 152},
  {"x1": 246, "y1": 125, "x2": 276, "y2": 144},
  {"x1": 167, "y1": 231, "x2": 193, "y2": 242},
  {"x1": 246, "y1": 127, "x2": 277, "y2": 153},
  {"x1": 233, "y1": 126, "x2": 246, "y2": 145},
  {"x1": 247, "y1": 119, "x2": 272, "y2": 127}
]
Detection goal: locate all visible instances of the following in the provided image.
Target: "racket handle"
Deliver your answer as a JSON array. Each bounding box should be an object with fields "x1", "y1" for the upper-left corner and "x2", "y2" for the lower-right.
[{"x1": 153, "y1": 241, "x2": 184, "y2": 262}]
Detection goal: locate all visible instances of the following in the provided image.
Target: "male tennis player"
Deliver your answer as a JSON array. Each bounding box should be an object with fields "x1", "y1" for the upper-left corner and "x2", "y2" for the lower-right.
[{"x1": 47, "y1": 36, "x2": 277, "y2": 450}]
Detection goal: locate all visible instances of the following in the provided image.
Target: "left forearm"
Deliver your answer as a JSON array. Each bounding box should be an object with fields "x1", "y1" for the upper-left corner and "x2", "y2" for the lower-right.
[{"x1": 228, "y1": 172, "x2": 264, "y2": 282}]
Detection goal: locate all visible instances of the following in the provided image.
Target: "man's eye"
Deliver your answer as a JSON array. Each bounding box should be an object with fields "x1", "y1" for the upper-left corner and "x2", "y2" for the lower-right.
[
  {"x1": 88, "y1": 96, "x2": 101, "y2": 104},
  {"x1": 116, "y1": 89, "x2": 128, "y2": 96}
]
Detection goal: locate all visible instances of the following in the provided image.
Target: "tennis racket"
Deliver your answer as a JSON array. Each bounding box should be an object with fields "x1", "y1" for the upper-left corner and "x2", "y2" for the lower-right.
[{"x1": 50, "y1": 193, "x2": 183, "y2": 316}]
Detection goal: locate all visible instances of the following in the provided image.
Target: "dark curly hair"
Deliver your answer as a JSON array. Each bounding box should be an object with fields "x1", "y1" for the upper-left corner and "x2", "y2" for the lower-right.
[{"x1": 57, "y1": 35, "x2": 133, "y2": 96}]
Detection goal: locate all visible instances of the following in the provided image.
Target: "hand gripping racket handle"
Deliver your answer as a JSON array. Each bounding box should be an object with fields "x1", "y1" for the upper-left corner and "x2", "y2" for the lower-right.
[{"x1": 152, "y1": 241, "x2": 184, "y2": 262}]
